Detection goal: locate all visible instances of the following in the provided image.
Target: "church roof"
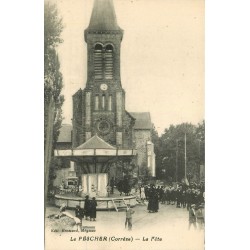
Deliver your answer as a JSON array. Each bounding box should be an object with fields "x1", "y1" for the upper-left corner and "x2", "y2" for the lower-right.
[
  {"x1": 76, "y1": 134, "x2": 115, "y2": 149},
  {"x1": 129, "y1": 112, "x2": 152, "y2": 130},
  {"x1": 87, "y1": 0, "x2": 122, "y2": 31},
  {"x1": 57, "y1": 124, "x2": 72, "y2": 143}
]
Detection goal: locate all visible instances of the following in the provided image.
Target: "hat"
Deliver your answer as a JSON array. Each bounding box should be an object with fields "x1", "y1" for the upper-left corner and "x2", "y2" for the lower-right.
[{"x1": 191, "y1": 204, "x2": 196, "y2": 208}]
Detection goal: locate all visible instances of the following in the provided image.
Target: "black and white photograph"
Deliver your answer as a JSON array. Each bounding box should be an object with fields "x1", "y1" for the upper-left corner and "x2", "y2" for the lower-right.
[{"x1": 44, "y1": 0, "x2": 205, "y2": 249}]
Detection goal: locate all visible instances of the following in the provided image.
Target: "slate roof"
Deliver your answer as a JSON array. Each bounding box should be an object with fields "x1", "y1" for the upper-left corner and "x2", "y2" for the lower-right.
[
  {"x1": 76, "y1": 134, "x2": 115, "y2": 149},
  {"x1": 86, "y1": 0, "x2": 122, "y2": 31},
  {"x1": 129, "y1": 112, "x2": 152, "y2": 130},
  {"x1": 57, "y1": 124, "x2": 72, "y2": 143}
]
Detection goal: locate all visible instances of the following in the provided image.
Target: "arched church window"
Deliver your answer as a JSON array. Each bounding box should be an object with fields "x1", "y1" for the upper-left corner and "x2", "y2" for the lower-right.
[
  {"x1": 102, "y1": 94, "x2": 105, "y2": 109},
  {"x1": 105, "y1": 44, "x2": 113, "y2": 80},
  {"x1": 108, "y1": 95, "x2": 112, "y2": 111},
  {"x1": 95, "y1": 94, "x2": 99, "y2": 110},
  {"x1": 94, "y1": 44, "x2": 103, "y2": 79}
]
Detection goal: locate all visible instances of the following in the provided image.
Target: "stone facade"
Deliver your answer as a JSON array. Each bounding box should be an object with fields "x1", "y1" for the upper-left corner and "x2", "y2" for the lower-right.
[
  {"x1": 72, "y1": 1, "x2": 135, "y2": 150},
  {"x1": 58, "y1": 0, "x2": 155, "y2": 175}
]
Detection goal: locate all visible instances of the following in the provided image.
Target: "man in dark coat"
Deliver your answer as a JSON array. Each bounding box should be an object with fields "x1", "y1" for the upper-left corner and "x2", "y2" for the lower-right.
[
  {"x1": 89, "y1": 197, "x2": 97, "y2": 221},
  {"x1": 84, "y1": 195, "x2": 91, "y2": 220},
  {"x1": 176, "y1": 188, "x2": 182, "y2": 208},
  {"x1": 147, "y1": 188, "x2": 153, "y2": 212},
  {"x1": 144, "y1": 185, "x2": 149, "y2": 201},
  {"x1": 181, "y1": 190, "x2": 186, "y2": 208},
  {"x1": 166, "y1": 187, "x2": 171, "y2": 205},
  {"x1": 154, "y1": 189, "x2": 159, "y2": 212},
  {"x1": 171, "y1": 187, "x2": 176, "y2": 205}
]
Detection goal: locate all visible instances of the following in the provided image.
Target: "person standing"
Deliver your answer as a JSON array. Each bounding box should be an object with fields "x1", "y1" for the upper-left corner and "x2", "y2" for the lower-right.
[
  {"x1": 153, "y1": 188, "x2": 159, "y2": 212},
  {"x1": 84, "y1": 195, "x2": 91, "y2": 220},
  {"x1": 181, "y1": 190, "x2": 186, "y2": 208},
  {"x1": 188, "y1": 204, "x2": 197, "y2": 230},
  {"x1": 89, "y1": 197, "x2": 97, "y2": 221},
  {"x1": 75, "y1": 205, "x2": 84, "y2": 230},
  {"x1": 147, "y1": 189, "x2": 153, "y2": 213},
  {"x1": 159, "y1": 186, "x2": 165, "y2": 204},
  {"x1": 125, "y1": 204, "x2": 135, "y2": 230},
  {"x1": 176, "y1": 188, "x2": 182, "y2": 208},
  {"x1": 196, "y1": 204, "x2": 205, "y2": 230},
  {"x1": 166, "y1": 186, "x2": 170, "y2": 205},
  {"x1": 186, "y1": 188, "x2": 191, "y2": 210}
]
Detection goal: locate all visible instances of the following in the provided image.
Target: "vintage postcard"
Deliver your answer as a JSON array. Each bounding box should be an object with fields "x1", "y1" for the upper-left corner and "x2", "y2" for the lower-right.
[{"x1": 44, "y1": 0, "x2": 205, "y2": 249}]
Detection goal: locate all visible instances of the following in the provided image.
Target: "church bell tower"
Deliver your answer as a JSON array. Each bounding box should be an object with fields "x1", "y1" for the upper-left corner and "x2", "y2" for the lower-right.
[{"x1": 72, "y1": 0, "x2": 135, "y2": 149}]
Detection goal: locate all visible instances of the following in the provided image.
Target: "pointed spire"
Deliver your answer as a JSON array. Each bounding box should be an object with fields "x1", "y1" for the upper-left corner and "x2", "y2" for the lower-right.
[{"x1": 87, "y1": 0, "x2": 122, "y2": 31}]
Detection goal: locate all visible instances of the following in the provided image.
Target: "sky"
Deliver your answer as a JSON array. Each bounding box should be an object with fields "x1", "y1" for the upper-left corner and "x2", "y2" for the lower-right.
[{"x1": 51, "y1": 0, "x2": 204, "y2": 135}]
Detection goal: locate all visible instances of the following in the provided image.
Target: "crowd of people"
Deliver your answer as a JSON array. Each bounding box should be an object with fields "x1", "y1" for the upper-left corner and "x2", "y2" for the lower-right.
[
  {"x1": 138, "y1": 183, "x2": 205, "y2": 229},
  {"x1": 139, "y1": 183, "x2": 205, "y2": 210},
  {"x1": 52, "y1": 182, "x2": 205, "y2": 231}
]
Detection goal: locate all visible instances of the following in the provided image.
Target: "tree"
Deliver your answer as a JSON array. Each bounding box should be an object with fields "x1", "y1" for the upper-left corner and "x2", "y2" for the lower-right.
[
  {"x1": 156, "y1": 122, "x2": 205, "y2": 183},
  {"x1": 44, "y1": 2, "x2": 64, "y2": 202},
  {"x1": 195, "y1": 120, "x2": 205, "y2": 165}
]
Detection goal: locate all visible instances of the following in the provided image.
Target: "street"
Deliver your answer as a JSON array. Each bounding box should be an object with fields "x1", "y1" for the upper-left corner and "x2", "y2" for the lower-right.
[{"x1": 45, "y1": 202, "x2": 204, "y2": 250}]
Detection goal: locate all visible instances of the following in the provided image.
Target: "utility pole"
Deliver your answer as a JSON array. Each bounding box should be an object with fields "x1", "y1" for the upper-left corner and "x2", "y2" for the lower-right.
[
  {"x1": 175, "y1": 139, "x2": 179, "y2": 182},
  {"x1": 184, "y1": 133, "x2": 187, "y2": 181},
  {"x1": 198, "y1": 139, "x2": 201, "y2": 183}
]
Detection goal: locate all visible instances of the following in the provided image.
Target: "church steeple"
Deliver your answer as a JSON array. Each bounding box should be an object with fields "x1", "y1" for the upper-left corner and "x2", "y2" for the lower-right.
[
  {"x1": 84, "y1": 0, "x2": 123, "y2": 86},
  {"x1": 87, "y1": 0, "x2": 122, "y2": 31},
  {"x1": 75, "y1": 0, "x2": 127, "y2": 147}
]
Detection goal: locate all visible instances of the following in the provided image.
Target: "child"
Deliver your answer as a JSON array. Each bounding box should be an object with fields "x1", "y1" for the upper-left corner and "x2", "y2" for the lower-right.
[
  {"x1": 75, "y1": 205, "x2": 84, "y2": 228},
  {"x1": 125, "y1": 204, "x2": 135, "y2": 230},
  {"x1": 188, "y1": 204, "x2": 197, "y2": 230}
]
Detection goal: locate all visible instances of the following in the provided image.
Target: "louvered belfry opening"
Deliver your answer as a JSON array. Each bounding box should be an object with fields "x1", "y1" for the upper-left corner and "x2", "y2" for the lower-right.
[
  {"x1": 105, "y1": 44, "x2": 113, "y2": 79},
  {"x1": 94, "y1": 44, "x2": 114, "y2": 80},
  {"x1": 94, "y1": 44, "x2": 103, "y2": 79}
]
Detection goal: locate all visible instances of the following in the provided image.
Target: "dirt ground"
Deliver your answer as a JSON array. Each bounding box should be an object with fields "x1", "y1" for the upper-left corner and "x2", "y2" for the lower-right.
[{"x1": 45, "y1": 201, "x2": 204, "y2": 250}]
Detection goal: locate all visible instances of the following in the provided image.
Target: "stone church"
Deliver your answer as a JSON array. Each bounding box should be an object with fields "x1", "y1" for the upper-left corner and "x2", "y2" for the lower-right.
[{"x1": 55, "y1": 0, "x2": 155, "y2": 185}]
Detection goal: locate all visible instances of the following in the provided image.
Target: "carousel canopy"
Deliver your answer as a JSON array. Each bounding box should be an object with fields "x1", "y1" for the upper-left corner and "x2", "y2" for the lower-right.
[
  {"x1": 54, "y1": 134, "x2": 137, "y2": 161},
  {"x1": 76, "y1": 134, "x2": 115, "y2": 150}
]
